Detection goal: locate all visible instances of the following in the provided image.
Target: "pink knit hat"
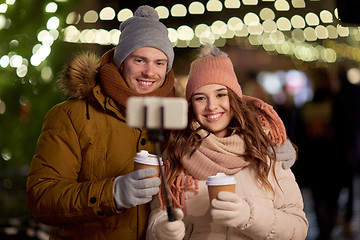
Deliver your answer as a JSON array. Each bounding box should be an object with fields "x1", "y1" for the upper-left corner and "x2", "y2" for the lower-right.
[
  {"x1": 185, "y1": 44, "x2": 287, "y2": 146},
  {"x1": 186, "y1": 54, "x2": 242, "y2": 101}
]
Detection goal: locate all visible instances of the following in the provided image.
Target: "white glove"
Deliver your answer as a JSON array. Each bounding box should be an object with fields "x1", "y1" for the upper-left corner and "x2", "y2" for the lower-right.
[
  {"x1": 210, "y1": 191, "x2": 250, "y2": 228},
  {"x1": 113, "y1": 168, "x2": 161, "y2": 209},
  {"x1": 153, "y1": 208, "x2": 185, "y2": 240},
  {"x1": 268, "y1": 138, "x2": 297, "y2": 169}
]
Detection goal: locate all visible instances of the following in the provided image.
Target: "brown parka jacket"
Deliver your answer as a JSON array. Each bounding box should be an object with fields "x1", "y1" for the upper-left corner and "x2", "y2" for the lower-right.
[{"x1": 26, "y1": 49, "x2": 175, "y2": 240}]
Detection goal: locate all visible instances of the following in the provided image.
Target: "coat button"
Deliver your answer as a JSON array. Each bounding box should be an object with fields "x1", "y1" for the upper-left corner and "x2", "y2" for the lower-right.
[
  {"x1": 90, "y1": 197, "x2": 96, "y2": 204},
  {"x1": 140, "y1": 138, "x2": 146, "y2": 145},
  {"x1": 97, "y1": 211, "x2": 104, "y2": 216}
]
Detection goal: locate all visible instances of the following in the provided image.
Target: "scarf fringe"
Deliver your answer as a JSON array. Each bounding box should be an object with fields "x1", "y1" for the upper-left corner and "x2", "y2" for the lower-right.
[
  {"x1": 243, "y1": 95, "x2": 287, "y2": 146},
  {"x1": 159, "y1": 162, "x2": 199, "y2": 214}
]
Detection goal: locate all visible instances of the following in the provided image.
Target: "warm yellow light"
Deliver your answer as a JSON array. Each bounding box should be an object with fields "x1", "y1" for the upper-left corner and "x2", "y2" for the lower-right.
[
  {"x1": 326, "y1": 25, "x2": 338, "y2": 39},
  {"x1": 291, "y1": 15, "x2": 305, "y2": 28},
  {"x1": 292, "y1": 29, "x2": 305, "y2": 42},
  {"x1": 291, "y1": 0, "x2": 305, "y2": 8},
  {"x1": 171, "y1": 4, "x2": 187, "y2": 17},
  {"x1": 303, "y1": 27, "x2": 317, "y2": 41},
  {"x1": 189, "y1": 2, "x2": 205, "y2": 14},
  {"x1": 99, "y1": 7, "x2": 115, "y2": 20},
  {"x1": 66, "y1": 12, "x2": 81, "y2": 25},
  {"x1": 47, "y1": 16, "x2": 60, "y2": 30},
  {"x1": 206, "y1": 0, "x2": 223, "y2": 12},
  {"x1": 274, "y1": 0, "x2": 290, "y2": 11},
  {"x1": 305, "y1": 12, "x2": 319, "y2": 26},
  {"x1": 263, "y1": 19, "x2": 277, "y2": 33},
  {"x1": 117, "y1": 9, "x2": 133, "y2": 22},
  {"x1": 155, "y1": 6, "x2": 169, "y2": 19},
  {"x1": 45, "y1": 2, "x2": 58, "y2": 13},
  {"x1": 320, "y1": 10, "x2": 333, "y2": 23},
  {"x1": 211, "y1": 20, "x2": 227, "y2": 35},
  {"x1": 177, "y1": 25, "x2": 194, "y2": 41},
  {"x1": 276, "y1": 17, "x2": 291, "y2": 31},
  {"x1": 243, "y1": 0, "x2": 258, "y2": 5},
  {"x1": 224, "y1": 0, "x2": 241, "y2": 8},
  {"x1": 244, "y1": 12, "x2": 260, "y2": 26},
  {"x1": 259, "y1": 8, "x2": 275, "y2": 20},
  {"x1": 315, "y1": 25, "x2": 328, "y2": 39},
  {"x1": 83, "y1": 10, "x2": 98, "y2": 23},
  {"x1": 227, "y1": 17, "x2": 244, "y2": 31}
]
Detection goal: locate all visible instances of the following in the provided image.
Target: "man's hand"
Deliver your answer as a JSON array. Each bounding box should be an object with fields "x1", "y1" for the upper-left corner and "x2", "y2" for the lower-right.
[
  {"x1": 268, "y1": 139, "x2": 297, "y2": 169},
  {"x1": 113, "y1": 168, "x2": 161, "y2": 209}
]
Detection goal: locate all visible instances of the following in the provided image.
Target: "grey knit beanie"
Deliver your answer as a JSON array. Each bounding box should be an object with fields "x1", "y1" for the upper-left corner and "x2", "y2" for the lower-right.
[{"x1": 113, "y1": 5, "x2": 174, "y2": 73}]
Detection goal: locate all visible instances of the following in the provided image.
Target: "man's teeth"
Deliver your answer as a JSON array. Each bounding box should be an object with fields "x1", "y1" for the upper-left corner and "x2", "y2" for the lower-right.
[
  {"x1": 208, "y1": 114, "x2": 221, "y2": 119},
  {"x1": 139, "y1": 81, "x2": 153, "y2": 85}
]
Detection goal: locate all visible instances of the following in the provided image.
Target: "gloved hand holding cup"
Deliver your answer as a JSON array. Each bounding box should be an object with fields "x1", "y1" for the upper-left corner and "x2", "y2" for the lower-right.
[{"x1": 206, "y1": 173, "x2": 236, "y2": 205}]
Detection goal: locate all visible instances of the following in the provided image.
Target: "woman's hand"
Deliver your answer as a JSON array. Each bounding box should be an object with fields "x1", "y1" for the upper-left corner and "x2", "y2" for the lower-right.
[{"x1": 210, "y1": 191, "x2": 250, "y2": 228}]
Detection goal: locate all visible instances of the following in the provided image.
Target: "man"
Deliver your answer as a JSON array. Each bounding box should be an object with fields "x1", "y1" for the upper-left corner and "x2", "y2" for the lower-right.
[{"x1": 26, "y1": 5, "x2": 174, "y2": 240}]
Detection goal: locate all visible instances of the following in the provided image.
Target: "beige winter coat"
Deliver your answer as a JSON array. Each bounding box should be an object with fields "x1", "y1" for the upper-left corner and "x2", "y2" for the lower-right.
[{"x1": 148, "y1": 160, "x2": 308, "y2": 239}]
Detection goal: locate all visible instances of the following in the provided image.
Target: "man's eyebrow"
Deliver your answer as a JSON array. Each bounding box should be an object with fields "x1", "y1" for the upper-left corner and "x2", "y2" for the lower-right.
[{"x1": 131, "y1": 55, "x2": 168, "y2": 62}]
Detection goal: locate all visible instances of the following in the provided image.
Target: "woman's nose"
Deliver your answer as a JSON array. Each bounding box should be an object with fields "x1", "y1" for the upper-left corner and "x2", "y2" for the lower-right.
[{"x1": 207, "y1": 98, "x2": 217, "y2": 111}]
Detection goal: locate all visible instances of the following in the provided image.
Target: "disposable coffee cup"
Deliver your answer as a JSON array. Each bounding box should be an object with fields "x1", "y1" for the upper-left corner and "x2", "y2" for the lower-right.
[
  {"x1": 133, "y1": 150, "x2": 163, "y2": 178},
  {"x1": 206, "y1": 173, "x2": 236, "y2": 204}
]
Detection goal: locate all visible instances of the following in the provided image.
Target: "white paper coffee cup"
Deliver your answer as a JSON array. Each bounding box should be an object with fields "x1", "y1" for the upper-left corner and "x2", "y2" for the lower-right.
[
  {"x1": 133, "y1": 150, "x2": 163, "y2": 178},
  {"x1": 206, "y1": 173, "x2": 236, "y2": 204}
]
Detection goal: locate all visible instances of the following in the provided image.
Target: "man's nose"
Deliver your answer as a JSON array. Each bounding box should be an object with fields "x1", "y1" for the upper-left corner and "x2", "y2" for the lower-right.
[{"x1": 142, "y1": 63, "x2": 155, "y2": 77}]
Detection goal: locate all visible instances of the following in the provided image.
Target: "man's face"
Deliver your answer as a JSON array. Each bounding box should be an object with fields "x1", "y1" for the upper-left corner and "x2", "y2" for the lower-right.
[{"x1": 121, "y1": 47, "x2": 168, "y2": 94}]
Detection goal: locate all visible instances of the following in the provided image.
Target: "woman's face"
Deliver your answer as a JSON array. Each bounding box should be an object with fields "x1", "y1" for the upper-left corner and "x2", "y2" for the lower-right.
[{"x1": 191, "y1": 84, "x2": 234, "y2": 137}]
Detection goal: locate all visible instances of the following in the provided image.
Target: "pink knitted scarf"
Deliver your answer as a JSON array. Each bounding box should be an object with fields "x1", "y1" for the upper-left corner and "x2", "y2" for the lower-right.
[
  {"x1": 243, "y1": 95, "x2": 287, "y2": 146},
  {"x1": 160, "y1": 129, "x2": 249, "y2": 213},
  {"x1": 181, "y1": 129, "x2": 250, "y2": 180}
]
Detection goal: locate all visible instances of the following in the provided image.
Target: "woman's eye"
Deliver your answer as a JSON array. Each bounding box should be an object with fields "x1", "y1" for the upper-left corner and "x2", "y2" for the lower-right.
[
  {"x1": 194, "y1": 96, "x2": 205, "y2": 101},
  {"x1": 217, "y1": 93, "x2": 227, "y2": 97}
]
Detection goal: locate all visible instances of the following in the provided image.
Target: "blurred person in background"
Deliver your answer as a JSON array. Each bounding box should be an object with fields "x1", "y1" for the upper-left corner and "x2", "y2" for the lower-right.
[
  {"x1": 26, "y1": 5, "x2": 175, "y2": 240},
  {"x1": 298, "y1": 67, "x2": 359, "y2": 240},
  {"x1": 332, "y1": 65, "x2": 360, "y2": 237},
  {"x1": 146, "y1": 44, "x2": 308, "y2": 240}
]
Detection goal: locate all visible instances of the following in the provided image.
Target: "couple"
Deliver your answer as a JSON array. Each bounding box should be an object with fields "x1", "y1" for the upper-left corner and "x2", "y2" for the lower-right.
[{"x1": 26, "y1": 5, "x2": 308, "y2": 240}]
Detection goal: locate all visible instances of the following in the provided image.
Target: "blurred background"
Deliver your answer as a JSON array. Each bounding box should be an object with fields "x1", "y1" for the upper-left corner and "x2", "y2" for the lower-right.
[{"x1": 0, "y1": 0, "x2": 359, "y2": 239}]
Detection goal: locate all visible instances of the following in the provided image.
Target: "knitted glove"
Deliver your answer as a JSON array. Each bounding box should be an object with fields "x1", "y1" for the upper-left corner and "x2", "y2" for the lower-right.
[
  {"x1": 153, "y1": 208, "x2": 185, "y2": 240},
  {"x1": 210, "y1": 191, "x2": 250, "y2": 228},
  {"x1": 268, "y1": 138, "x2": 297, "y2": 169},
  {"x1": 113, "y1": 168, "x2": 161, "y2": 209}
]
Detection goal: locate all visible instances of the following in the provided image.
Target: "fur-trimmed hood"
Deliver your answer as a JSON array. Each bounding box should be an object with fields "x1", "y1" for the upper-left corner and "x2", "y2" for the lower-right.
[{"x1": 57, "y1": 52, "x2": 102, "y2": 100}]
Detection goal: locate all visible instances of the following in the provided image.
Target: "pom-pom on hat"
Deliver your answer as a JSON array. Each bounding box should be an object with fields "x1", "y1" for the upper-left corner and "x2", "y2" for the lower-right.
[
  {"x1": 113, "y1": 5, "x2": 174, "y2": 73},
  {"x1": 186, "y1": 44, "x2": 242, "y2": 101}
]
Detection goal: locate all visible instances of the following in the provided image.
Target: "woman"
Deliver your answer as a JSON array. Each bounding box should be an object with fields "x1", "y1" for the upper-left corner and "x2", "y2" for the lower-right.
[{"x1": 147, "y1": 45, "x2": 308, "y2": 240}]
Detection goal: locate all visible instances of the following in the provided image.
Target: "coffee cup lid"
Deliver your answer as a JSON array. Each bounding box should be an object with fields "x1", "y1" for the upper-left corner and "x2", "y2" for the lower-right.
[
  {"x1": 133, "y1": 150, "x2": 163, "y2": 166},
  {"x1": 206, "y1": 173, "x2": 236, "y2": 186}
]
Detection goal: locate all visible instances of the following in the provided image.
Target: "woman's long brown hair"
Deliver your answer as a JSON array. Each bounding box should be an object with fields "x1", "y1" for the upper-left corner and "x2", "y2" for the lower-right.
[{"x1": 164, "y1": 88, "x2": 277, "y2": 192}]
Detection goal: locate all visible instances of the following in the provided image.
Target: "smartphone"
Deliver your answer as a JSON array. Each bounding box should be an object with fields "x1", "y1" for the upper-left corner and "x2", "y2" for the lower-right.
[{"x1": 126, "y1": 97, "x2": 188, "y2": 129}]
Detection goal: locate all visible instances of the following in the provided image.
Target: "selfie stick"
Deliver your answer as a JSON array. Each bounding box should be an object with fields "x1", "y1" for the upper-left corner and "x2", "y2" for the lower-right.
[{"x1": 144, "y1": 106, "x2": 176, "y2": 222}]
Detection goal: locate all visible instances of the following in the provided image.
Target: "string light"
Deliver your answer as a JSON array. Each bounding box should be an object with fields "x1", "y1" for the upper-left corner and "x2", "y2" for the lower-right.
[{"x1": 58, "y1": 2, "x2": 360, "y2": 65}]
